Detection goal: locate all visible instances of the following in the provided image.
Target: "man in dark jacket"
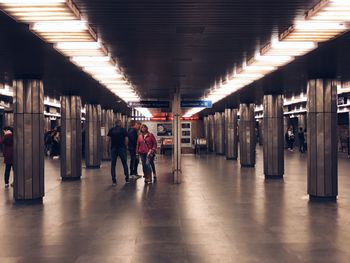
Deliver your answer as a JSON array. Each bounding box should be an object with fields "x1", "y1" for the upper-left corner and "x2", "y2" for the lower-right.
[
  {"x1": 128, "y1": 120, "x2": 141, "y2": 179},
  {"x1": 108, "y1": 119, "x2": 129, "y2": 185}
]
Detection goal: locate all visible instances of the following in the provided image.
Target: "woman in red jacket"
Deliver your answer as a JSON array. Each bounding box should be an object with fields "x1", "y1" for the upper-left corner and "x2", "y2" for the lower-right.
[
  {"x1": 136, "y1": 124, "x2": 157, "y2": 184},
  {"x1": 1, "y1": 126, "x2": 13, "y2": 188}
]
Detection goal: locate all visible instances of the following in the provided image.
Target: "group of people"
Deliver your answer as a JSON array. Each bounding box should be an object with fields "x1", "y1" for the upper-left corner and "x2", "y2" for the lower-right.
[
  {"x1": 108, "y1": 120, "x2": 157, "y2": 185},
  {"x1": 2, "y1": 119, "x2": 157, "y2": 188},
  {"x1": 285, "y1": 126, "x2": 306, "y2": 153}
]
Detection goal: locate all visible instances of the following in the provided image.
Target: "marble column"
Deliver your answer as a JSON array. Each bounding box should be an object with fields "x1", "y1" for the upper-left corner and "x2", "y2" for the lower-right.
[
  {"x1": 239, "y1": 103, "x2": 256, "y2": 167},
  {"x1": 215, "y1": 112, "x2": 225, "y2": 155},
  {"x1": 61, "y1": 96, "x2": 82, "y2": 180},
  {"x1": 307, "y1": 79, "x2": 338, "y2": 201},
  {"x1": 101, "y1": 109, "x2": 114, "y2": 160},
  {"x1": 172, "y1": 92, "x2": 181, "y2": 184},
  {"x1": 263, "y1": 95, "x2": 284, "y2": 179},
  {"x1": 225, "y1": 109, "x2": 238, "y2": 160},
  {"x1": 85, "y1": 104, "x2": 102, "y2": 168},
  {"x1": 13, "y1": 79, "x2": 44, "y2": 202},
  {"x1": 209, "y1": 114, "x2": 215, "y2": 152}
]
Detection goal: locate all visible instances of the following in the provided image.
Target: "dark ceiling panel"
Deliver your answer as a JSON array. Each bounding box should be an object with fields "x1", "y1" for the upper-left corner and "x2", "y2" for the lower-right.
[{"x1": 73, "y1": 0, "x2": 319, "y2": 99}]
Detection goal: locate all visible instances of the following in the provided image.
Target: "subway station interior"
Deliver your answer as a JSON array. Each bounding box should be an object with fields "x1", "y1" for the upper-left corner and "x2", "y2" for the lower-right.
[{"x1": 1, "y1": 0, "x2": 350, "y2": 262}]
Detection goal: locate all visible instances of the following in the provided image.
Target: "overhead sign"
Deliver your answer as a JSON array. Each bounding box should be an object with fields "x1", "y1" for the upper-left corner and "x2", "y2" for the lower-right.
[
  {"x1": 181, "y1": 100, "x2": 212, "y2": 108},
  {"x1": 128, "y1": 101, "x2": 170, "y2": 108}
]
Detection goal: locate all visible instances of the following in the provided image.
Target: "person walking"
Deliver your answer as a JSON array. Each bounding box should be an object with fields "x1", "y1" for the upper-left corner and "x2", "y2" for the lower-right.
[
  {"x1": 108, "y1": 119, "x2": 129, "y2": 185},
  {"x1": 298, "y1": 127, "x2": 306, "y2": 153},
  {"x1": 136, "y1": 124, "x2": 157, "y2": 184},
  {"x1": 128, "y1": 120, "x2": 141, "y2": 179},
  {"x1": 0, "y1": 127, "x2": 13, "y2": 188}
]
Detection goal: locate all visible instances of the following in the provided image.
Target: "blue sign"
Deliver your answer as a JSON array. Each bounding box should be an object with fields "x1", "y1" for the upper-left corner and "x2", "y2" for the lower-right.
[
  {"x1": 181, "y1": 100, "x2": 213, "y2": 108},
  {"x1": 128, "y1": 101, "x2": 170, "y2": 108}
]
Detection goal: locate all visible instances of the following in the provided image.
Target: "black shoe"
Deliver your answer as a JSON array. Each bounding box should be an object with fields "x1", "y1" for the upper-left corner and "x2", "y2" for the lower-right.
[{"x1": 125, "y1": 178, "x2": 130, "y2": 184}]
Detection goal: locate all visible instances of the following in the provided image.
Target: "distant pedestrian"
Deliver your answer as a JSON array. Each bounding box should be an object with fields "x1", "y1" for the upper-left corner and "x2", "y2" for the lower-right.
[
  {"x1": 136, "y1": 124, "x2": 157, "y2": 184},
  {"x1": 286, "y1": 127, "x2": 295, "y2": 151},
  {"x1": 298, "y1": 127, "x2": 306, "y2": 153},
  {"x1": 51, "y1": 127, "x2": 61, "y2": 159},
  {"x1": 108, "y1": 119, "x2": 129, "y2": 185},
  {"x1": 128, "y1": 120, "x2": 141, "y2": 179},
  {"x1": 0, "y1": 127, "x2": 13, "y2": 188},
  {"x1": 44, "y1": 129, "x2": 53, "y2": 156}
]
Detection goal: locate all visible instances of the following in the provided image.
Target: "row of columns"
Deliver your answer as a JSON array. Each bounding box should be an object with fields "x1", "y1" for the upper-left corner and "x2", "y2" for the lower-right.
[
  {"x1": 204, "y1": 79, "x2": 338, "y2": 201},
  {"x1": 11, "y1": 78, "x2": 131, "y2": 202}
]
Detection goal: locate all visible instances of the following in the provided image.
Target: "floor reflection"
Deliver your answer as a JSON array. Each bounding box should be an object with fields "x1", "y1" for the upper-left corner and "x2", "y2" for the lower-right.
[{"x1": 0, "y1": 149, "x2": 350, "y2": 262}]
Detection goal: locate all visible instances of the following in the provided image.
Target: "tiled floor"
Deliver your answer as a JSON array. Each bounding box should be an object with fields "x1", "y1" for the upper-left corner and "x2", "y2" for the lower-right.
[{"x1": 1, "y1": 147, "x2": 350, "y2": 262}]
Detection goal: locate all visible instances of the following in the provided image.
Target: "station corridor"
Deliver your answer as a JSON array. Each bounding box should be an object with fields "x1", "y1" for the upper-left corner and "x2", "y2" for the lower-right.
[{"x1": 1, "y1": 148, "x2": 350, "y2": 263}]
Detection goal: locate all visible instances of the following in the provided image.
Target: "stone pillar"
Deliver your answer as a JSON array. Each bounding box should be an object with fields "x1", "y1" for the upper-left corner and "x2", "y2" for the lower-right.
[
  {"x1": 85, "y1": 104, "x2": 102, "y2": 168},
  {"x1": 116, "y1": 112, "x2": 122, "y2": 122},
  {"x1": 283, "y1": 116, "x2": 289, "y2": 148},
  {"x1": 13, "y1": 79, "x2": 44, "y2": 202},
  {"x1": 204, "y1": 116, "x2": 210, "y2": 151},
  {"x1": 225, "y1": 109, "x2": 238, "y2": 160},
  {"x1": 209, "y1": 114, "x2": 215, "y2": 152},
  {"x1": 258, "y1": 119, "x2": 264, "y2": 146},
  {"x1": 239, "y1": 103, "x2": 256, "y2": 167},
  {"x1": 298, "y1": 114, "x2": 306, "y2": 130},
  {"x1": 44, "y1": 116, "x2": 51, "y2": 131},
  {"x1": 3, "y1": 112, "x2": 14, "y2": 127},
  {"x1": 263, "y1": 95, "x2": 284, "y2": 179},
  {"x1": 172, "y1": 92, "x2": 181, "y2": 184},
  {"x1": 61, "y1": 96, "x2": 82, "y2": 180},
  {"x1": 101, "y1": 109, "x2": 114, "y2": 160},
  {"x1": 215, "y1": 112, "x2": 225, "y2": 155},
  {"x1": 307, "y1": 79, "x2": 338, "y2": 201}
]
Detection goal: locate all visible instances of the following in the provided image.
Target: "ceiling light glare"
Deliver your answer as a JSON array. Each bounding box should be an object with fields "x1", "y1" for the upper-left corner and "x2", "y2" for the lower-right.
[
  {"x1": 261, "y1": 40, "x2": 317, "y2": 57},
  {"x1": 0, "y1": 0, "x2": 138, "y2": 105},
  {"x1": 253, "y1": 55, "x2": 293, "y2": 67},
  {"x1": 32, "y1": 21, "x2": 88, "y2": 32},
  {"x1": 0, "y1": 0, "x2": 66, "y2": 6},
  {"x1": 280, "y1": 21, "x2": 347, "y2": 42},
  {"x1": 307, "y1": 0, "x2": 350, "y2": 22},
  {"x1": 56, "y1": 41, "x2": 101, "y2": 50}
]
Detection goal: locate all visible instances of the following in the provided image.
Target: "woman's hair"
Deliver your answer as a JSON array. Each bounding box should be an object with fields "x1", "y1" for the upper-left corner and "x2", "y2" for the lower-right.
[{"x1": 140, "y1": 124, "x2": 148, "y2": 132}]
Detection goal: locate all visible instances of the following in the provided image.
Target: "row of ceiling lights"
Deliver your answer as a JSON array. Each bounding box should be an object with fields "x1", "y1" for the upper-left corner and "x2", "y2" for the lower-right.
[
  {"x1": 0, "y1": 0, "x2": 153, "y2": 118},
  {"x1": 184, "y1": 0, "x2": 350, "y2": 118}
]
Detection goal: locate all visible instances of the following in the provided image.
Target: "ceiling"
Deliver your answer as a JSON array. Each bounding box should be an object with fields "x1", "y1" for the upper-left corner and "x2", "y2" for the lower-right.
[
  {"x1": 2, "y1": 0, "x2": 350, "y2": 116},
  {"x1": 73, "y1": 0, "x2": 320, "y2": 100}
]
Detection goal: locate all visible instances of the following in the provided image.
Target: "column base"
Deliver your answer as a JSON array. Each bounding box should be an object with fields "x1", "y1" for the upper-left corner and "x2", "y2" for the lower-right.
[
  {"x1": 15, "y1": 197, "x2": 43, "y2": 205},
  {"x1": 226, "y1": 157, "x2": 237, "y2": 160},
  {"x1": 309, "y1": 195, "x2": 337, "y2": 202},
  {"x1": 173, "y1": 170, "x2": 181, "y2": 184},
  {"x1": 86, "y1": 165, "x2": 101, "y2": 169},
  {"x1": 265, "y1": 174, "x2": 283, "y2": 180},
  {"x1": 216, "y1": 153, "x2": 225, "y2": 156},
  {"x1": 241, "y1": 164, "x2": 255, "y2": 168},
  {"x1": 62, "y1": 177, "x2": 81, "y2": 181}
]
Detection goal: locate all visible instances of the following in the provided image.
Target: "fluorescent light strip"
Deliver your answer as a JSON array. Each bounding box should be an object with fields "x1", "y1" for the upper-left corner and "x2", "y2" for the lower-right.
[
  {"x1": 0, "y1": 0, "x2": 143, "y2": 113},
  {"x1": 184, "y1": 0, "x2": 350, "y2": 117}
]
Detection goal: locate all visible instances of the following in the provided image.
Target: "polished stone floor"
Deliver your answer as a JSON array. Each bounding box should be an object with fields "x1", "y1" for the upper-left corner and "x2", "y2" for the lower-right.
[{"x1": 1, "y1": 147, "x2": 350, "y2": 263}]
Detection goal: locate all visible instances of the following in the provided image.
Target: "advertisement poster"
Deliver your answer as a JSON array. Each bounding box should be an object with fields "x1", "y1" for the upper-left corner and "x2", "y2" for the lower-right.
[{"x1": 157, "y1": 123, "x2": 173, "y2": 136}]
